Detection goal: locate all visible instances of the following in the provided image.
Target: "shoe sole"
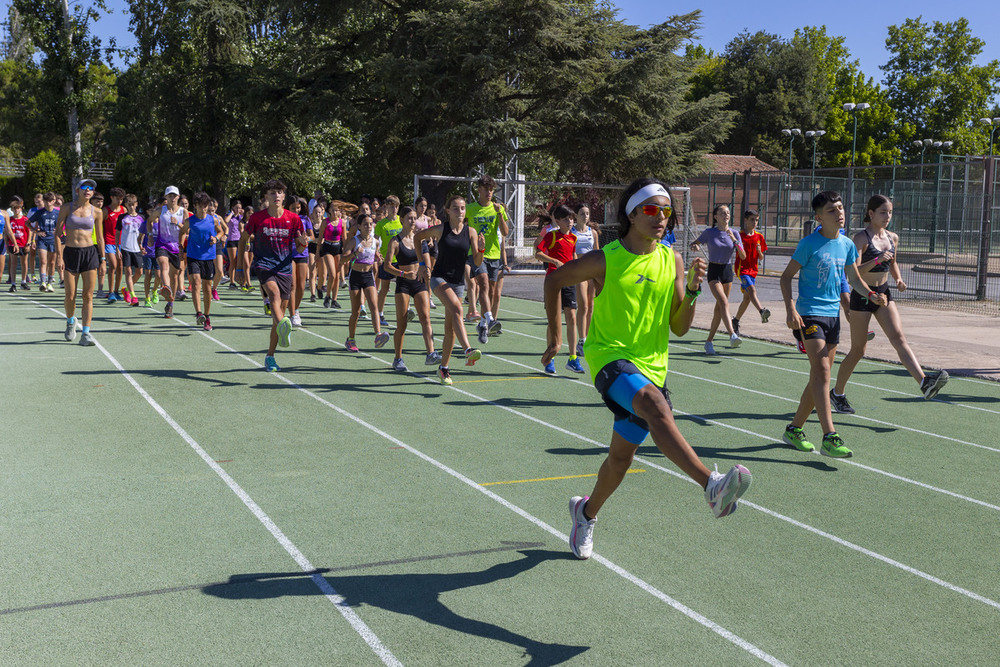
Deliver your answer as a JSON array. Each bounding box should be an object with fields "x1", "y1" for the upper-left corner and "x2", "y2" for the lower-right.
[
  {"x1": 569, "y1": 496, "x2": 592, "y2": 559},
  {"x1": 821, "y1": 445, "x2": 853, "y2": 458},
  {"x1": 782, "y1": 432, "x2": 815, "y2": 452},
  {"x1": 374, "y1": 335, "x2": 389, "y2": 349},
  {"x1": 465, "y1": 350, "x2": 482, "y2": 366},
  {"x1": 488, "y1": 321, "x2": 503, "y2": 337},
  {"x1": 277, "y1": 319, "x2": 292, "y2": 348},
  {"x1": 730, "y1": 337, "x2": 741, "y2": 348},
  {"x1": 710, "y1": 465, "x2": 752, "y2": 518},
  {"x1": 924, "y1": 370, "x2": 949, "y2": 399}
]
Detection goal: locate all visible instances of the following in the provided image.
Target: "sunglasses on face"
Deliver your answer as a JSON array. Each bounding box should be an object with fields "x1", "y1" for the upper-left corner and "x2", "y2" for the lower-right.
[
  {"x1": 80, "y1": 185, "x2": 94, "y2": 191},
  {"x1": 640, "y1": 204, "x2": 672, "y2": 217}
]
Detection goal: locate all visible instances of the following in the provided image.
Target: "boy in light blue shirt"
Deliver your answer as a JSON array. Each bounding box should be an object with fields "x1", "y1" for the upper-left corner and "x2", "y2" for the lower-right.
[{"x1": 780, "y1": 191, "x2": 883, "y2": 459}]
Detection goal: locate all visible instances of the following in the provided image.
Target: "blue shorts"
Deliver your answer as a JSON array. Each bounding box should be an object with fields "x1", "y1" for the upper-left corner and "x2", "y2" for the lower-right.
[
  {"x1": 739, "y1": 274, "x2": 756, "y2": 291},
  {"x1": 36, "y1": 237, "x2": 55, "y2": 253},
  {"x1": 142, "y1": 255, "x2": 155, "y2": 271},
  {"x1": 594, "y1": 359, "x2": 672, "y2": 445},
  {"x1": 105, "y1": 244, "x2": 118, "y2": 254}
]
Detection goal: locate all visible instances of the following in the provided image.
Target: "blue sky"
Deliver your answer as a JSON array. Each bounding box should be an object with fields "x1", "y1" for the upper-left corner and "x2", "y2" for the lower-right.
[{"x1": 89, "y1": 0, "x2": 997, "y2": 83}]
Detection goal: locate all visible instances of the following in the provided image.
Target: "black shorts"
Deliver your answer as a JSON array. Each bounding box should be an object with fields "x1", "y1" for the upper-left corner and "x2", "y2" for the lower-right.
[
  {"x1": 121, "y1": 250, "x2": 143, "y2": 269},
  {"x1": 377, "y1": 266, "x2": 394, "y2": 282},
  {"x1": 155, "y1": 247, "x2": 181, "y2": 270},
  {"x1": 320, "y1": 241, "x2": 342, "y2": 257},
  {"x1": 307, "y1": 241, "x2": 318, "y2": 254},
  {"x1": 707, "y1": 262, "x2": 734, "y2": 284},
  {"x1": 849, "y1": 282, "x2": 892, "y2": 313},
  {"x1": 350, "y1": 268, "x2": 376, "y2": 290},
  {"x1": 254, "y1": 267, "x2": 292, "y2": 300},
  {"x1": 560, "y1": 285, "x2": 577, "y2": 310},
  {"x1": 187, "y1": 258, "x2": 216, "y2": 280},
  {"x1": 62, "y1": 245, "x2": 101, "y2": 274},
  {"x1": 793, "y1": 316, "x2": 841, "y2": 345},
  {"x1": 594, "y1": 359, "x2": 672, "y2": 430},
  {"x1": 226, "y1": 240, "x2": 240, "y2": 249},
  {"x1": 395, "y1": 275, "x2": 428, "y2": 296},
  {"x1": 292, "y1": 255, "x2": 308, "y2": 264}
]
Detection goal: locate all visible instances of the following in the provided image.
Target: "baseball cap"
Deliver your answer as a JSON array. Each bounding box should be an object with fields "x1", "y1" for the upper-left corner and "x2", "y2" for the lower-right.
[
  {"x1": 79, "y1": 179, "x2": 97, "y2": 189},
  {"x1": 164, "y1": 186, "x2": 180, "y2": 196}
]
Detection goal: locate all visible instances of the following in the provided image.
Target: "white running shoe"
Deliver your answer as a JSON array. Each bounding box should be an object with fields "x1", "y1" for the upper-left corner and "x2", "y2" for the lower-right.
[
  {"x1": 704, "y1": 340, "x2": 716, "y2": 355},
  {"x1": 424, "y1": 351, "x2": 442, "y2": 365},
  {"x1": 79, "y1": 331, "x2": 95, "y2": 347},
  {"x1": 65, "y1": 319, "x2": 77, "y2": 342},
  {"x1": 705, "y1": 465, "x2": 752, "y2": 518},
  {"x1": 406, "y1": 308, "x2": 416, "y2": 323},
  {"x1": 291, "y1": 312, "x2": 302, "y2": 327},
  {"x1": 569, "y1": 496, "x2": 596, "y2": 559},
  {"x1": 730, "y1": 333, "x2": 742, "y2": 348}
]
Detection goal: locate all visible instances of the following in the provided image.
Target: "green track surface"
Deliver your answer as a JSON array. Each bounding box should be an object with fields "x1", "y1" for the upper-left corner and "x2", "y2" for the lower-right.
[{"x1": 2, "y1": 286, "x2": 998, "y2": 666}]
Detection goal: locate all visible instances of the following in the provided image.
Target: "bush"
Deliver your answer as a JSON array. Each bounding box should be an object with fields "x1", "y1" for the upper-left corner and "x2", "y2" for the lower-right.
[{"x1": 25, "y1": 150, "x2": 63, "y2": 195}]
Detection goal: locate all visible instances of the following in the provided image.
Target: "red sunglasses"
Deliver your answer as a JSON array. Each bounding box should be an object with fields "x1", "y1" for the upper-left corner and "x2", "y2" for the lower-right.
[{"x1": 639, "y1": 204, "x2": 672, "y2": 217}]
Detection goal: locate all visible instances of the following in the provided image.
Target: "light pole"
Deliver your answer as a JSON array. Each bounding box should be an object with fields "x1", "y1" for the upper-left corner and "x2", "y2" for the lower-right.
[
  {"x1": 805, "y1": 130, "x2": 826, "y2": 189},
  {"x1": 780, "y1": 128, "x2": 801, "y2": 175},
  {"x1": 979, "y1": 117, "x2": 1000, "y2": 156},
  {"x1": 843, "y1": 102, "x2": 870, "y2": 166}
]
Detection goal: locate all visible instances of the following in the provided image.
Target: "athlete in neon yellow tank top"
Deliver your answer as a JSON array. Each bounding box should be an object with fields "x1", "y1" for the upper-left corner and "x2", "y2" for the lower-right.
[
  {"x1": 584, "y1": 240, "x2": 676, "y2": 386},
  {"x1": 541, "y1": 178, "x2": 752, "y2": 560}
]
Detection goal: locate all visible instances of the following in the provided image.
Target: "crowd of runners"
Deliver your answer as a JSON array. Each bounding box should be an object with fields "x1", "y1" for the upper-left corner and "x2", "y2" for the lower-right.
[{"x1": 1, "y1": 175, "x2": 952, "y2": 558}]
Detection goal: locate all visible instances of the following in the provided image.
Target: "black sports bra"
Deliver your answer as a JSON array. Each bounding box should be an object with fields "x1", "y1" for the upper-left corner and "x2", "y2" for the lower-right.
[
  {"x1": 861, "y1": 229, "x2": 894, "y2": 273},
  {"x1": 394, "y1": 233, "x2": 418, "y2": 265}
]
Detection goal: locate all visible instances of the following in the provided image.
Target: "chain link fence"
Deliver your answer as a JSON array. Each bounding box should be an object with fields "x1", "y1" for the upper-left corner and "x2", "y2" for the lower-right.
[{"x1": 686, "y1": 156, "x2": 1000, "y2": 316}]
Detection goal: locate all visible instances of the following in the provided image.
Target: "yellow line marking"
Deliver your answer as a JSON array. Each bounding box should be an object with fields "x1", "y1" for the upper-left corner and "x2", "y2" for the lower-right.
[
  {"x1": 481, "y1": 469, "x2": 645, "y2": 486},
  {"x1": 452, "y1": 376, "x2": 546, "y2": 384}
]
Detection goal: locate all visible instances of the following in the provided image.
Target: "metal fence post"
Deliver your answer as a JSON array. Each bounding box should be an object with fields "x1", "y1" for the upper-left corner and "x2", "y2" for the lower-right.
[{"x1": 977, "y1": 156, "x2": 995, "y2": 300}]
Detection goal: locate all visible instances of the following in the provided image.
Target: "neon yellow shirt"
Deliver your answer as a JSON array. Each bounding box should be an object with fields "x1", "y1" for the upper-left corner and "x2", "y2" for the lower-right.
[
  {"x1": 583, "y1": 241, "x2": 677, "y2": 386},
  {"x1": 465, "y1": 200, "x2": 507, "y2": 260},
  {"x1": 374, "y1": 216, "x2": 401, "y2": 262}
]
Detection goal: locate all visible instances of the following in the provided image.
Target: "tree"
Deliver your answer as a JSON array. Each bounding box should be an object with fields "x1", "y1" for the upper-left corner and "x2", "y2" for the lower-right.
[
  {"x1": 713, "y1": 30, "x2": 828, "y2": 169},
  {"x1": 286, "y1": 1, "x2": 730, "y2": 201},
  {"x1": 25, "y1": 149, "x2": 64, "y2": 193},
  {"x1": 882, "y1": 17, "x2": 1000, "y2": 155},
  {"x1": 12, "y1": 0, "x2": 107, "y2": 181},
  {"x1": 792, "y1": 26, "x2": 909, "y2": 167}
]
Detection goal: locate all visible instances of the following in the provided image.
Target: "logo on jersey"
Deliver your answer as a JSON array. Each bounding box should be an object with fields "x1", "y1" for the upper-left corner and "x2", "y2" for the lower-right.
[{"x1": 634, "y1": 274, "x2": 656, "y2": 284}]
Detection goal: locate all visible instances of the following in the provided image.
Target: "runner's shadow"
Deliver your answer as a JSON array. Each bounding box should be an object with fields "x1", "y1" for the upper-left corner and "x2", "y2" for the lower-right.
[
  {"x1": 691, "y1": 442, "x2": 838, "y2": 471},
  {"x1": 444, "y1": 397, "x2": 583, "y2": 409},
  {"x1": 61, "y1": 367, "x2": 246, "y2": 387},
  {"x1": 688, "y1": 412, "x2": 897, "y2": 435},
  {"x1": 203, "y1": 549, "x2": 588, "y2": 666}
]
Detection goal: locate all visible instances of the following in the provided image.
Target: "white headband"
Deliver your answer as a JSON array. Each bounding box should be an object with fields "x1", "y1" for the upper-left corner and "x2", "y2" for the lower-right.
[{"x1": 625, "y1": 184, "x2": 670, "y2": 215}]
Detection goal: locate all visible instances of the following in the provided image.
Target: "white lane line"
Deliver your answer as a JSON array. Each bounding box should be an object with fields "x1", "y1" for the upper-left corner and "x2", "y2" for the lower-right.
[
  {"x1": 672, "y1": 340, "x2": 1000, "y2": 416},
  {"x1": 276, "y1": 316, "x2": 1000, "y2": 617},
  {"x1": 484, "y1": 346, "x2": 1000, "y2": 512},
  {"x1": 668, "y1": 369, "x2": 1000, "y2": 454},
  {"x1": 185, "y1": 297, "x2": 1000, "y2": 616},
  {"x1": 18, "y1": 297, "x2": 402, "y2": 667},
  {"x1": 502, "y1": 294, "x2": 1000, "y2": 394},
  {"x1": 203, "y1": 305, "x2": 787, "y2": 665}
]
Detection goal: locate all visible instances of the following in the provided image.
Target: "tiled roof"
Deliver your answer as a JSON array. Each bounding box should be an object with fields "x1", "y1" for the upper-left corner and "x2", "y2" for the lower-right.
[{"x1": 701, "y1": 154, "x2": 781, "y2": 173}]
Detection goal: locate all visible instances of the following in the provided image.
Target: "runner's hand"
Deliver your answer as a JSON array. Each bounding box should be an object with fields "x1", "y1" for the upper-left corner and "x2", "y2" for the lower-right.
[
  {"x1": 897, "y1": 279, "x2": 907, "y2": 292},
  {"x1": 687, "y1": 257, "x2": 707, "y2": 290},
  {"x1": 541, "y1": 341, "x2": 560, "y2": 366},
  {"x1": 786, "y1": 311, "x2": 804, "y2": 331}
]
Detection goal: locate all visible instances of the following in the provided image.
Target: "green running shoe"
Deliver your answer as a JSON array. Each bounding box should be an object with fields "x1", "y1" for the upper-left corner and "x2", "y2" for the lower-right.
[
  {"x1": 783, "y1": 425, "x2": 815, "y2": 452},
  {"x1": 821, "y1": 432, "x2": 853, "y2": 458}
]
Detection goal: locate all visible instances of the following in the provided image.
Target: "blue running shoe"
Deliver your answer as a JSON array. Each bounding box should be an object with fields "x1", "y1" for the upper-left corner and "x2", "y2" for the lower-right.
[
  {"x1": 566, "y1": 358, "x2": 585, "y2": 374},
  {"x1": 544, "y1": 361, "x2": 556, "y2": 374}
]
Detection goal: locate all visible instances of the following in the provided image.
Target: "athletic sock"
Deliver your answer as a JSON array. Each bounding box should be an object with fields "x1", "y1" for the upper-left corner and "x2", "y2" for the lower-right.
[
  {"x1": 67, "y1": 316, "x2": 75, "y2": 324},
  {"x1": 832, "y1": 391, "x2": 846, "y2": 398},
  {"x1": 81, "y1": 326, "x2": 90, "y2": 334},
  {"x1": 569, "y1": 354, "x2": 578, "y2": 361},
  {"x1": 41, "y1": 273, "x2": 47, "y2": 284}
]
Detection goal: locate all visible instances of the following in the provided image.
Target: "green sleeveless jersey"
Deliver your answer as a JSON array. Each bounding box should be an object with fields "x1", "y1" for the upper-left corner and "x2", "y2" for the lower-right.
[
  {"x1": 465, "y1": 201, "x2": 507, "y2": 260},
  {"x1": 583, "y1": 240, "x2": 677, "y2": 386}
]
